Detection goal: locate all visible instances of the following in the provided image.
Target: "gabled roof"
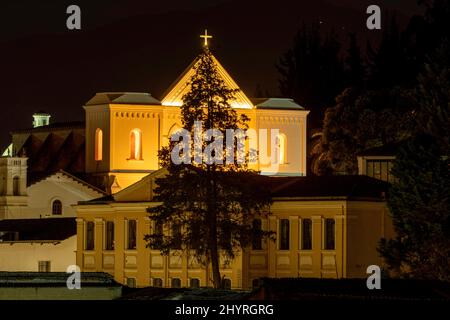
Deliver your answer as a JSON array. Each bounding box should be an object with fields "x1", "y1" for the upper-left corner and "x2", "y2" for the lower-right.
[
  {"x1": 28, "y1": 170, "x2": 106, "y2": 195},
  {"x1": 161, "y1": 54, "x2": 254, "y2": 109},
  {"x1": 85, "y1": 92, "x2": 161, "y2": 106},
  {"x1": 357, "y1": 142, "x2": 403, "y2": 157},
  {"x1": 11, "y1": 121, "x2": 85, "y2": 134},
  {"x1": 0, "y1": 218, "x2": 76, "y2": 241},
  {"x1": 80, "y1": 169, "x2": 388, "y2": 204},
  {"x1": 251, "y1": 98, "x2": 304, "y2": 110},
  {"x1": 80, "y1": 168, "x2": 167, "y2": 204},
  {"x1": 268, "y1": 175, "x2": 388, "y2": 199},
  {"x1": 12, "y1": 125, "x2": 85, "y2": 177}
]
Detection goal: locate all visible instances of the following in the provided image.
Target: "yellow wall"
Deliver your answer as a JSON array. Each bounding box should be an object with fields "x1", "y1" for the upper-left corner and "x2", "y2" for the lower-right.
[
  {"x1": 84, "y1": 103, "x2": 309, "y2": 191},
  {"x1": 0, "y1": 236, "x2": 76, "y2": 272},
  {"x1": 346, "y1": 201, "x2": 395, "y2": 277},
  {"x1": 75, "y1": 198, "x2": 392, "y2": 289}
]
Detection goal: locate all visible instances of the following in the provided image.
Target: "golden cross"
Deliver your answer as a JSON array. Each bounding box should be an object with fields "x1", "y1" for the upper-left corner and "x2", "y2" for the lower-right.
[{"x1": 200, "y1": 29, "x2": 212, "y2": 47}]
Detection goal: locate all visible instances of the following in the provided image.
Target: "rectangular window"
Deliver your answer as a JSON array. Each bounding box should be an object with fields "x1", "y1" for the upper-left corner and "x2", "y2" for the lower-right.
[
  {"x1": 126, "y1": 278, "x2": 136, "y2": 288},
  {"x1": 153, "y1": 278, "x2": 163, "y2": 287},
  {"x1": 106, "y1": 221, "x2": 114, "y2": 250},
  {"x1": 128, "y1": 220, "x2": 137, "y2": 250},
  {"x1": 374, "y1": 161, "x2": 381, "y2": 179},
  {"x1": 367, "y1": 160, "x2": 394, "y2": 182},
  {"x1": 325, "y1": 218, "x2": 335, "y2": 250},
  {"x1": 367, "y1": 161, "x2": 374, "y2": 177},
  {"x1": 252, "y1": 219, "x2": 263, "y2": 250},
  {"x1": 302, "y1": 219, "x2": 312, "y2": 250},
  {"x1": 38, "y1": 261, "x2": 51, "y2": 272},
  {"x1": 171, "y1": 278, "x2": 181, "y2": 288},
  {"x1": 190, "y1": 278, "x2": 200, "y2": 288},
  {"x1": 279, "y1": 219, "x2": 290, "y2": 250},
  {"x1": 85, "y1": 221, "x2": 95, "y2": 250}
]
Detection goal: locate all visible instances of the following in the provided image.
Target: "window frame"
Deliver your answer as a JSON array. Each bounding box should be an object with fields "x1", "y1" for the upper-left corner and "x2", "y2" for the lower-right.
[
  {"x1": 279, "y1": 219, "x2": 290, "y2": 250},
  {"x1": 171, "y1": 278, "x2": 181, "y2": 288},
  {"x1": 129, "y1": 128, "x2": 143, "y2": 160},
  {"x1": 85, "y1": 221, "x2": 95, "y2": 251},
  {"x1": 52, "y1": 199, "x2": 62, "y2": 215},
  {"x1": 38, "y1": 260, "x2": 51, "y2": 272},
  {"x1": 12, "y1": 176, "x2": 20, "y2": 196},
  {"x1": 105, "y1": 221, "x2": 115, "y2": 250},
  {"x1": 324, "y1": 218, "x2": 336, "y2": 250},
  {"x1": 95, "y1": 128, "x2": 103, "y2": 161},
  {"x1": 189, "y1": 278, "x2": 200, "y2": 288},
  {"x1": 127, "y1": 219, "x2": 137, "y2": 250},
  {"x1": 153, "y1": 278, "x2": 163, "y2": 287},
  {"x1": 301, "y1": 218, "x2": 312, "y2": 250}
]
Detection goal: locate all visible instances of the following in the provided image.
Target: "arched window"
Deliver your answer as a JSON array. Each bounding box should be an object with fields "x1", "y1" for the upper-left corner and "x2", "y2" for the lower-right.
[
  {"x1": 95, "y1": 128, "x2": 103, "y2": 161},
  {"x1": 275, "y1": 134, "x2": 287, "y2": 164},
  {"x1": 52, "y1": 200, "x2": 62, "y2": 215},
  {"x1": 153, "y1": 278, "x2": 163, "y2": 287},
  {"x1": 13, "y1": 176, "x2": 20, "y2": 196},
  {"x1": 190, "y1": 278, "x2": 200, "y2": 288},
  {"x1": 130, "y1": 129, "x2": 142, "y2": 160},
  {"x1": 171, "y1": 278, "x2": 181, "y2": 288}
]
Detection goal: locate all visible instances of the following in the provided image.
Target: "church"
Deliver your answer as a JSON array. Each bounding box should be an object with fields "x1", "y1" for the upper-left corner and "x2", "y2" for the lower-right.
[{"x1": 1, "y1": 32, "x2": 394, "y2": 288}]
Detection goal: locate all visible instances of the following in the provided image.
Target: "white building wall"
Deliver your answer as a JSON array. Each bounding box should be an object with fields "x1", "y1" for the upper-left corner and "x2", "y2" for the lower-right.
[
  {"x1": 1, "y1": 172, "x2": 103, "y2": 219},
  {"x1": 0, "y1": 235, "x2": 76, "y2": 272}
]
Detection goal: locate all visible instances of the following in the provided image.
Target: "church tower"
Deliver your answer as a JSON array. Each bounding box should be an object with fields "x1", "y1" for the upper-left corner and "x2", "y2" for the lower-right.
[
  {"x1": 84, "y1": 31, "x2": 309, "y2": 193},
  {"x1": 84, "y1": 92, "x2": 163, "y2": 193},
  {"x1": 0, "y1": 157, "x2": 28, "y2": 219}
]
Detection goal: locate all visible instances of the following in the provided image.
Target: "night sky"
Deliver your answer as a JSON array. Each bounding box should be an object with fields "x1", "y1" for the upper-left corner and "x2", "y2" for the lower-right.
[{"x1": 0, "y1": 0, "x2": 422, "y2": 148}]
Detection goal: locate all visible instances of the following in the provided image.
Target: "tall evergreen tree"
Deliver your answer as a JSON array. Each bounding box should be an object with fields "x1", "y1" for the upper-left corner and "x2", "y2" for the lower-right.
[
  {"x1": 378, "y1": 135, "x2": 450, "y2": 280},
  {"x1": 367, "y1": 14, "x2": 410, "y2": 89},
  {"x1": 344, "y1": 33, "x2": 365, "y2": 88},
  {"x1": 379, "y1": 43, "x2": 450, "y2": 280},
  {"x1": 277, "y1": 23, "x2": 345, "y2": 129},
  {"x1": 145, "y1": 49, "x2": 273, "y2": 289},
  {"x1": 316, "y1": 87, "x2": 413, "y2": 175}
]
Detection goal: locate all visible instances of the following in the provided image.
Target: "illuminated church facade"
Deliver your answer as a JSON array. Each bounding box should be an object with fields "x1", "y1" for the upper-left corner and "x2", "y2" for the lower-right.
[
  {"x1": 84, "y1": 53, "x2": 309, "y2": 194},
  {"x1": 0, "y1": 33, "x2": 394, "y2": 288},
  {"x1": 74, "y1": 34, "x2": 394, "y2": 289}
]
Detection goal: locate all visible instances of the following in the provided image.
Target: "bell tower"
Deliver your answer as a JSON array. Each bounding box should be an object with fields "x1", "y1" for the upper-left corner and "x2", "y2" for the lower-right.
[
  {"x1": 0, "y1": 156, "x2": 28, "y2": 219},
  {"x1": 84, "y1": 92, "x2": 163, "y2": 193}
]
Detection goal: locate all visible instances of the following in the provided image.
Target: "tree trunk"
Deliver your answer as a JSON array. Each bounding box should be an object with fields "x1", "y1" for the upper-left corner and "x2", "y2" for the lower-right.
[
  {"x1": 207, "y1": 161, "x2": 222, "y2": 289},
  {"x1": 209, "y1": 236, "x2": 222, "y2": 289}
]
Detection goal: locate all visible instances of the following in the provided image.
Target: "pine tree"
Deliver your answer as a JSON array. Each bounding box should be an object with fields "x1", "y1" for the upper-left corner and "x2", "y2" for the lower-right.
[
  {"x1": 145, "y1": 49, "x2": 273, "y2": 289},
  {"x1": 277, "y1": 23, "x2": 345, "y2": 129},
  {"x1": 344, "y1": 33, "x2": 365, "y2": 88},
  {"x1": 379, "y1": 43, "x2": 450, "y2": 280},
  {"x1": 367, "y1": 14, "x2": 408, "y2": 89},
  {"x1": 378, "y1": 135, "x2": 450, "y2": 280}
]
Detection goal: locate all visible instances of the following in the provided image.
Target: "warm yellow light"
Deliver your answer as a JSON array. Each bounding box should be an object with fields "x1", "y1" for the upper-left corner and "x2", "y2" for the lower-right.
[
  {"x1": 277, "y1": 134, "x2": 287, "y2": 165},
  {"x1": 200, "y1": 29, "x2": 212, "y2": 47},
  {"x1": 95, "y1": 128, "x2": 103, "y2": 161},
  {"x1": 130, "y1": 128, "x2": 142, "y2": 160}
]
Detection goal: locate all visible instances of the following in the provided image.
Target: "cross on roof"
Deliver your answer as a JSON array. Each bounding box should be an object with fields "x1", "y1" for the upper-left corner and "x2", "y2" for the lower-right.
[{"x1": 200, "y1": 29, "x2": 212, "y2": 47}]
